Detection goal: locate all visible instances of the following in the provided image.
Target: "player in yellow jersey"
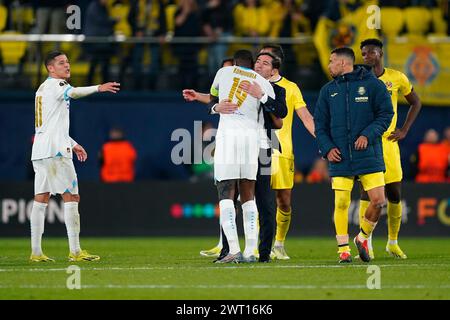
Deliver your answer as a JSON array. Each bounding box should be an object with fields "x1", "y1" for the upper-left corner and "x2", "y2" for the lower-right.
[
  {"x1": 359, "y1": 39, "x2": 422, "y2": 259},
  {"x1": 259, "y1": 45, "x2": 315, "y2": 260}
]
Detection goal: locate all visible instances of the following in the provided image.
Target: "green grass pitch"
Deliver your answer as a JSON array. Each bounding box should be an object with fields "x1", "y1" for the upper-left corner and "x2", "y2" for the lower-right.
[{"x1": 0, "y1": 237, "x2": 449, "y2": 300}]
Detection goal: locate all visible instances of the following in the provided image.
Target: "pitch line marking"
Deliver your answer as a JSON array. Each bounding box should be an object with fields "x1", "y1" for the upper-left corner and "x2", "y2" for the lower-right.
[
  {"x1": 0, "y1": 284, "x2": 450, "y2": 290},
  {"x1": 0, "y1": 263, "x2": 449, "y2": 273}
]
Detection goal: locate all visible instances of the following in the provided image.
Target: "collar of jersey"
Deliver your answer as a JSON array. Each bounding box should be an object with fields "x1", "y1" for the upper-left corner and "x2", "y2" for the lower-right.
[{"x1": 271, "y1": 75, "x2": 283, "y2": 83}]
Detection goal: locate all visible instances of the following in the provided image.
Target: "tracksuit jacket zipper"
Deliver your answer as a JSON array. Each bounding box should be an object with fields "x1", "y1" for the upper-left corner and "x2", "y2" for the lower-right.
[{"x1": 346, "y1": 80, "x2": 353, "y2": 162}]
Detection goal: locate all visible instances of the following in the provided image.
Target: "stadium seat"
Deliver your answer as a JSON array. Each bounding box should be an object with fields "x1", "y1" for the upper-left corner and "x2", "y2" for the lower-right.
[
  {"x1": 0, "y1": 5, "x2": 7, "y2": 32},
  {"x1": 404, "y1": 7, "x2": 431, "y2": 35},
  {"x1": 431, "y1": 8, "x2": 447, "y2": 35},
  {"x1": 380, "y1": 7, "x2": 404, "y2": 38},
  {"x1": 0, "y1": 31, "x2": 27, "y2": 65}
]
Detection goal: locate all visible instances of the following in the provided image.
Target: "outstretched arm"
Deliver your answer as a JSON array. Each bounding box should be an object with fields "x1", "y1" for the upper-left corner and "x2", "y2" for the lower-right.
[
  {"x1": 182, "y1": 89, "x2": 213, "y2": 104},
  {"x1": 67, "y1": 82, "x2": 120, "y2": 99}
]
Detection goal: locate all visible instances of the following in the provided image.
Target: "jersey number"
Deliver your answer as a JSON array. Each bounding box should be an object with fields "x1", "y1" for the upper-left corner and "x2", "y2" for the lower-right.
[
  {"x1": 35, "y1": 96, "x2": 42, "y2": 127},
  {"x1": 228, "y1": 77, "x2": 250, "y2": 107}
]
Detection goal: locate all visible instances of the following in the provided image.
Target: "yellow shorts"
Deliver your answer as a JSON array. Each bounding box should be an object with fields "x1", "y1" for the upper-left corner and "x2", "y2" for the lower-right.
[
  {"x1": 382, "y1": 137, "x2": 402, "y2": 184},
  {"x1": 271, "y1": 156, "x2": 294, "y2": 190},
  {"x1": 332, "y1": 172, "x2": 385, "y2": 191}
]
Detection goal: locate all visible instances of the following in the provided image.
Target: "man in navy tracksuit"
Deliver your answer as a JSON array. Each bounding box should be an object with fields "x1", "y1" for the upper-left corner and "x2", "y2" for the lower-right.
[{"x1": 314, "y1": 47, "x2": 393, "y2": 263}]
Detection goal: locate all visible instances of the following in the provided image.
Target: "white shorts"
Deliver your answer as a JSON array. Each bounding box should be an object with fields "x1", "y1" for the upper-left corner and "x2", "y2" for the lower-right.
[
  {"x1": 214, "y1": 131, "x2": 259, "y2": 182},
  {"x1": 33, "y1": 157, "x2": 79, "y2": 195}
]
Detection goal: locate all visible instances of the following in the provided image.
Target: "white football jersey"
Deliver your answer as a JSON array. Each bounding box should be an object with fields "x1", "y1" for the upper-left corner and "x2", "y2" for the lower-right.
[
  {"x1": 31, "y1": 77, "x2": 76, "y2": 160},
  {"x1": 210, "y1": 66, "x2": 275, "y2": 136}
]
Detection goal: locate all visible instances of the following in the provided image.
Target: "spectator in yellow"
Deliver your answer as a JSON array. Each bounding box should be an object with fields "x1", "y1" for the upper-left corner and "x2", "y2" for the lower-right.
[
  {"x1": 268, "y1": 0, "x2": 311, "y2": 38},
  {"x1": 233, "y1": 0, "x2": 270, "y2": 37}
]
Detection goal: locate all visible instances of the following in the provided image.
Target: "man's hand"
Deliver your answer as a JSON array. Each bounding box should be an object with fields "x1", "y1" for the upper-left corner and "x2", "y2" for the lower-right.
[
  {"x1": 387, "y1": 128, "x2": 407, "y2": 142},
  {"x1": 182, "y1": 89, "x2": 198, "y2": 102},
  {"x1": 327, "y1": 148, "x2": 341, "y2": 163},
  {"x1": 240, "y1": 81, "x2": 263, "y2": 99},
  {"x1": 354, "y1": 136, "x2": 368, "y2": 150},
  {"x1": 215, "y1": 99, "x2": 239, "y2": 114},
  {"x1": 99, "y1": 82, "x2": 120, "y2": 93},
  {"x1": 73, "y1": 144, "x2": 87, "y2": 162}
]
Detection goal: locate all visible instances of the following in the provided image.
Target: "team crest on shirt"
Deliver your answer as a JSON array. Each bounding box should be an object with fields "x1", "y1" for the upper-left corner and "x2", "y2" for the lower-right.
[
  {"x1": 385, "y1": 81, "x2": 393, "y2": 89},
  {"x1": 357, "y1": 87, "x2": 366, "y2": 95},
  {"x1": 67, "y1": 148, "x2": 71, "y2": 153}
]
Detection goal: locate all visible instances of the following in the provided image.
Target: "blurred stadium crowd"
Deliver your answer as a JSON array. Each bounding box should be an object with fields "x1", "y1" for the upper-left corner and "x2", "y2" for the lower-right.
[
  {"x1": 0, "y1": 0, "x2": 449, "y2": 182},
  {"x1": 0, "y1": 0, "x2": 449, "y2": 90}
]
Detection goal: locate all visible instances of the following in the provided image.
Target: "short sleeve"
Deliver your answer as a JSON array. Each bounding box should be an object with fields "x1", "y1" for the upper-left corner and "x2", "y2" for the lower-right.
[
  {"x1": 52, "y1": 79, "x2": 72, "y2": 101},
  {"x1": 291, "y1": 83, "x2": 307, "y2": 110},
  {"x1": 210, "y1": 67, "x2": 223, "y2": 97},
  {"x1": 398, "y1": 71, "x2": 413, "y2": 97}
]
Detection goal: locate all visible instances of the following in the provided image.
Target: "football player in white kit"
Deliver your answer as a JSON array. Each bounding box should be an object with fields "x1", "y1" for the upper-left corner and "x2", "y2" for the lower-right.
[
  {"x1": 30, "y1": 51, "x2": 120, "y2": 262},
  {"x1": 210, "y1": 50, "x2": 275, "y2": 263}
]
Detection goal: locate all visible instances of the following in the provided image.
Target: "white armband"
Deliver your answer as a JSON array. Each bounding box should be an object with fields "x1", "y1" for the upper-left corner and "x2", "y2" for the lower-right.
[{"x1": 67, "y1": 85, "x2": 100, "y2": 99}]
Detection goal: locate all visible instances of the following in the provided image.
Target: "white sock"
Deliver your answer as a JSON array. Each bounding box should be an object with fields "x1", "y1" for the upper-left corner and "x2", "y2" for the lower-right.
[
  {"x1": 217, "y1": 222, "x2": 223, "y2": 249},
  {"x1": 30, "y1": 201, "x2": 47, "y2": 255},
  {"x1": 219, "y1": 199, "x2": 240, "y2": 254},
  {"x1": 368, "y1": 234, "x2": 373, "y2": 251},
  {"x1": 242, "y1": 200, "x2": 258, "y2": 257},
  {"x1": 389, "y1": 239, "x2": 398, "y2": 246},
  {"x1": 64, "y1": 202, "x2": 81, "y2": 254},
  {"x1": 274, "y1": 240, "x2": 284, "y2": 247}
]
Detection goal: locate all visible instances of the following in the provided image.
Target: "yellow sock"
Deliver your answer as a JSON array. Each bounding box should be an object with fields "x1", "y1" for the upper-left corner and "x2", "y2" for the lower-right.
[
  {"x1": 359, "y1": 200, "x2": 370, "y2": 229},
  {"x1": 334, "y1": 190, "x2": 351, "y2": 252},
  {"x1": 334, "y1": 190, "x2": 350, "y2": 235},
  {"x1": 359, "y1": 218, "x2": 376, "y2": 240},
  {"x1": 336, "y1": 235, "x2": 350, "y2": 253},
  {"x1": 387, "y1": 201, "x2": 402, "y2": 241},
  {"x1": 275, "y1": 207, "x2": 291, "y2": 242}
]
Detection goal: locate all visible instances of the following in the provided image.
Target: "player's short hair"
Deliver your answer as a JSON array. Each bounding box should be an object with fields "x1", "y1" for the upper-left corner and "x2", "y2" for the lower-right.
[
  {"x1": 233, "y1": 50, "x2": 254, "y2": 69},
  {"x1": 256, "y1": 52, "x2": 281, "y2": 70},
  {"x1": 44, "y1": 51, "x2": 66, "y2": 70},
  {"x1": 360, "y1": 38, "x2": 383, "y2": 49},
  {"x1": 221, "y1": 58, "x2": 234, "y2": 67},
  {"x1": 331, "y1": 47, "x2": 355, "y2": 62},
  {"x1": 261, "y1": 44, "x2": 285, "y2": 63}
]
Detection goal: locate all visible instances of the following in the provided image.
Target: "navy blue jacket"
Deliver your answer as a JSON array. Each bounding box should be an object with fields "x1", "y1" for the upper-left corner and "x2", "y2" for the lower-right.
[{"x1": 314, "y1": 65, "x2": 394, "y2": 177}]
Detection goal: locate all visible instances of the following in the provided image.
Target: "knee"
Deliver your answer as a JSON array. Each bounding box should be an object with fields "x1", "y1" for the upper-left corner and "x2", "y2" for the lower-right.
[
  {"x1": 71, "y1": 194, "x2": 80, "y2": 202},
  {"x1": 276, "y1": 193, "x2": 291, "y2": 212},
  {"x1": 335, "y1": 197, "x2": 350, "y2": 211},
  {"x1": 34, "y1": 193, "x2": 50, "y2": 203},
  {"x1": 386, "y1": 187, "x2": 401, "y2": 203},
  {"x1": 370, "y1": 194, "x2": 386, "y2": 208},
  {"x1": 335, "y1": 191, "x2": 350, "y2": 211}
]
